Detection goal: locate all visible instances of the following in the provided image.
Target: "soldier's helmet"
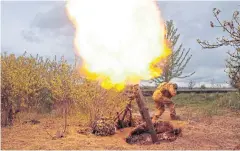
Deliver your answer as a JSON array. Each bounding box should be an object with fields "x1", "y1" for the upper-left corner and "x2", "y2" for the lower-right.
[{"x1": 172, "y1": 83, "x2": 178, "y2": 90}]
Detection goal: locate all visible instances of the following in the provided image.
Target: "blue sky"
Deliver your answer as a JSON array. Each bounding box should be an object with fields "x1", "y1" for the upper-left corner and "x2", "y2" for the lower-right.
[{"x1": 1, "y1": 1, "x2": 239, "y2": 87}]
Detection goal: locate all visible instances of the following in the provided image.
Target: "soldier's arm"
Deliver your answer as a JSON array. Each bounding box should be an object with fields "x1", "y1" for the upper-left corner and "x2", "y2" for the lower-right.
[
  {"x1": 161, "y1": 97, "x2": 173, "y2": 104},
  {"x1": 129, "y1": 123, "x2": 148, "y2": 135},
  {"x1": 168, "y1": 85, "x2": 177, "y2": 97}
]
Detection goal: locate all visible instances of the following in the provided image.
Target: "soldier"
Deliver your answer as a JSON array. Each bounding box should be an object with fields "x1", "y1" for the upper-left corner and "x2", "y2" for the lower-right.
[
  {"x1": 126, "y1": 120, "x2": 182, "y2": 144},
  {"x1": 152, "y1": 82, "x2": 178, "y2": 122}
]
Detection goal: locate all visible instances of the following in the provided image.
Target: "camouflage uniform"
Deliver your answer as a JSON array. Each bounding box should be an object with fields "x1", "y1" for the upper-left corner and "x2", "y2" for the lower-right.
[
  {"x1": 152, "y1": 82, "x2": 178, "y2": 121},
  {"x1": 126, "y1": 121, "x2": 182, "y2": 144},
  {"x1": 91, "y1": 118, "x2": 116, "y2": 136}
]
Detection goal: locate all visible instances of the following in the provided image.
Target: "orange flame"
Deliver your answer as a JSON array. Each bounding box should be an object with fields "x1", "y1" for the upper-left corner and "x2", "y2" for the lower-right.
[{"x1": 66, "y1": 0, "x2": 171, "y2": 91}]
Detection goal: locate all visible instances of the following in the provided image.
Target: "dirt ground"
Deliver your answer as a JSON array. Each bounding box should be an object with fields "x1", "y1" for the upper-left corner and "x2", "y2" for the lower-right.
[{"x1": 1, "y1": 108, "x2": 240, "y2": 150}]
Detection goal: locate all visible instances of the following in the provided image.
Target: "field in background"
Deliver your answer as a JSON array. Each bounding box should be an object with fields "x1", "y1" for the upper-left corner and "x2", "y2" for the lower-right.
[
  {"x1": 1, "y1": 92, "x2": 240, "y2": 150},
  {"x1": 133, "y1": 92, "x2": 240, "y2": 116}
]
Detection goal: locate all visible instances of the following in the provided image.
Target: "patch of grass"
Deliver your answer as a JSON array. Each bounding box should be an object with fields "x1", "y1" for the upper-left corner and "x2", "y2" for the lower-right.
[
  {"x1": 201, "y1": 104, "x2": 225, "y2": 117},
  {"x1": 173, "y1": 92, "x2": 240, "y2": 110},
  {"x1": 213, "y1": 92, "x2": 240, "y2": 110},
  {"x1": 143, "y1": 92, "x2": 240, "y2": 117}
]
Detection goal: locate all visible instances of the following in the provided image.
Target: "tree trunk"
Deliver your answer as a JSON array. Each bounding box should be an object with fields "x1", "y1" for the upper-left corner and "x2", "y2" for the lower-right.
[
  {"x1": 1, "y1": 110, "x2": 8, "y2": 127},
  {"x1": 129, "y1": 101, "x2": 133, "y2": 126},
  {"x1": 8, "y1": 107, "x2": 13, "y2": 126},
  {"x1": 63, "y1": 100, "x2": 68, "y2": 133},
  {"x1": 134, "y1": 85, "x2": 158, "y2": 143}
]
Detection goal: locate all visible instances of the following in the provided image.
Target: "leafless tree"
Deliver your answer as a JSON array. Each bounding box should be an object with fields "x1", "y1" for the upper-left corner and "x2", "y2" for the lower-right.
[
  {"x1": 188, "y1": 80, "x2": 196, "y2": 89},
  {"x1": 197, "y1": 8, "x2": 240, "y2": 89}
]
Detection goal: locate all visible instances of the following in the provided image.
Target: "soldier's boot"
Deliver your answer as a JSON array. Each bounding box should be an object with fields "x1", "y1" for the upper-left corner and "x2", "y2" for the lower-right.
[
  {"x1": 172, "y1": 115, "x2": 181, "y2": 120},
  {"x1": 170, "y1": 114, "x2": 178, "y2": 120}
]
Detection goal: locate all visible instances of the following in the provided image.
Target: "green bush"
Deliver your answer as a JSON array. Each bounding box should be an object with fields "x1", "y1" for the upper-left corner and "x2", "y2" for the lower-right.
[{"x1": 1, "y1": 52, "x2": 129, "y2": 126}]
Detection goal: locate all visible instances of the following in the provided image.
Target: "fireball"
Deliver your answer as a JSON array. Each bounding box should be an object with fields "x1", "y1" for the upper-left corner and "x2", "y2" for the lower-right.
[{"x1": 66, "y1": 0, "x2": 171, "y2": 91}]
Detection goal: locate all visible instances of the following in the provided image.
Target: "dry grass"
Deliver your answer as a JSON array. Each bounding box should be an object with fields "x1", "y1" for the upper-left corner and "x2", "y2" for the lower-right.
[
  {"x1": 143, "y1": 92, "x2": 240, "y2": 117},
  {"x1": 1, "y1": 108, "x2": 240, "y2": 150}
]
